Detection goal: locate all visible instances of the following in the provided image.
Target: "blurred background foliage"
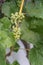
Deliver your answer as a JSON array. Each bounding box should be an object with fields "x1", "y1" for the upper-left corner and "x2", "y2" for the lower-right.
[{"x1": 0, "y1": 0, "x2": 43, "y2": 65}]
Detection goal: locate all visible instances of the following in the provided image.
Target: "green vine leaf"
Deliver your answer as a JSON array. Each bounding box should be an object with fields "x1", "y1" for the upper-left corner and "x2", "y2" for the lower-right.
[
  {"x1": 2, "y1": 2, "x2": 10, "y2": 17},
  {"x1": 0, "y1": 17, "x2": 11, "y2": 30},
  {"x1": 29, "y1": 47, "x2": 43, "y2": 65},
  {"x1": 0, "y1": 30, "x2": 15, "y2": 48},
  {"x1": 0, "y1": 45, "x2": 6, "y2": 65},
  {"x1": 2, "y1": 1, "x2": 19, "y2": 17},
  {"x1": 25, "y1": 1, "x2": 43, "y2": 19},
  {"x1": 21, "y1": 20, "x2": 40, "y2": 45}
]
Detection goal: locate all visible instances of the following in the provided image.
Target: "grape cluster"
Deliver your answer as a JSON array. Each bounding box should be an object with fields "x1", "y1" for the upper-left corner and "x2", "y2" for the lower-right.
[
  {"x1": 11, "y1": 12, "x2": 24, "y2": 24},
  {"x1": 11, "y1": 12, "x2": 24, "y2": 40}
]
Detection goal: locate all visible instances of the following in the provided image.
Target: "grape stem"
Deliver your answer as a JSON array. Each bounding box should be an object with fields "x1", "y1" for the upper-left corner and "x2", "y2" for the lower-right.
[{"x1": 19, "y1": 0, "x2": 24, "y2": 14}]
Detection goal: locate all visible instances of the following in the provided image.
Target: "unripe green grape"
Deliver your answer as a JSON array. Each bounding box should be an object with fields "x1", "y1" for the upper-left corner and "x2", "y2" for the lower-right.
[
  {"x1": 11, "y1": 12, "x2": 24, "y2": 40},
  {"x1": 11, "y1": 12, "x2": 24, "y2": 24}
]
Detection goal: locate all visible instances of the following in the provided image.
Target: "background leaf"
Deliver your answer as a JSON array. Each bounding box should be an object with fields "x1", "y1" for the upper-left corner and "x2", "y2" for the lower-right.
[
  {"x1": 25, "y1": 0, "x2": 43, "y2": 19},
  {"x1": 0, "y1": 45, "x2": 6, "y2": 65}
]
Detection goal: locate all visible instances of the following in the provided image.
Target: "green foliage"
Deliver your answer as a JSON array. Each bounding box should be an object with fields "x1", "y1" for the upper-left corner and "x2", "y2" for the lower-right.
[
  {"x1": 29, "y1": 47, "x2": 43, "y2": 65},
  {"x1": 25, "y1": 0, "x2": 43, "y2": 19},
  {"x1": 0, "y1": 45, "x2": 6, "y2": 65},
  {"x1": 0, "y1": 17, "x2": 11, "y2": 30},
  {"x1": 12, "y1": 61, "x2": 20, "y2": 65},
  {"x1": 15, "y1": 0, "x2": 22, "y2": 7},
  {"x1": 0, "y1": 30, "x2": 12, "y2": 48},
  {"x1": 21, "y1": 20, "x2": 40, "y2": 44},
  {"x1": 0, "y1": 0, "x2": 43, "y2": 65},
  {"x1": 2, "y1": 2, "x2": 10, "y2": 17},
  {"x1": 2, "y1": 1, "x2": 19, "y2": 17}
]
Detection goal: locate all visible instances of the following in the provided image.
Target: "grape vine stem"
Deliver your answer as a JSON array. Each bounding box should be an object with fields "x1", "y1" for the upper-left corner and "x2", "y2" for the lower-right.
[{"x1": 19, "y1": 0, "x2": 24, "y2": 14}]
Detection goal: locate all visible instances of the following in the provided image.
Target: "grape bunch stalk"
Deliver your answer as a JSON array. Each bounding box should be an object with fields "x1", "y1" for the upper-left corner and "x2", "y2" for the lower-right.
[{"x1": 11, "y1": 12, "x2": 24, "y2": 40}]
